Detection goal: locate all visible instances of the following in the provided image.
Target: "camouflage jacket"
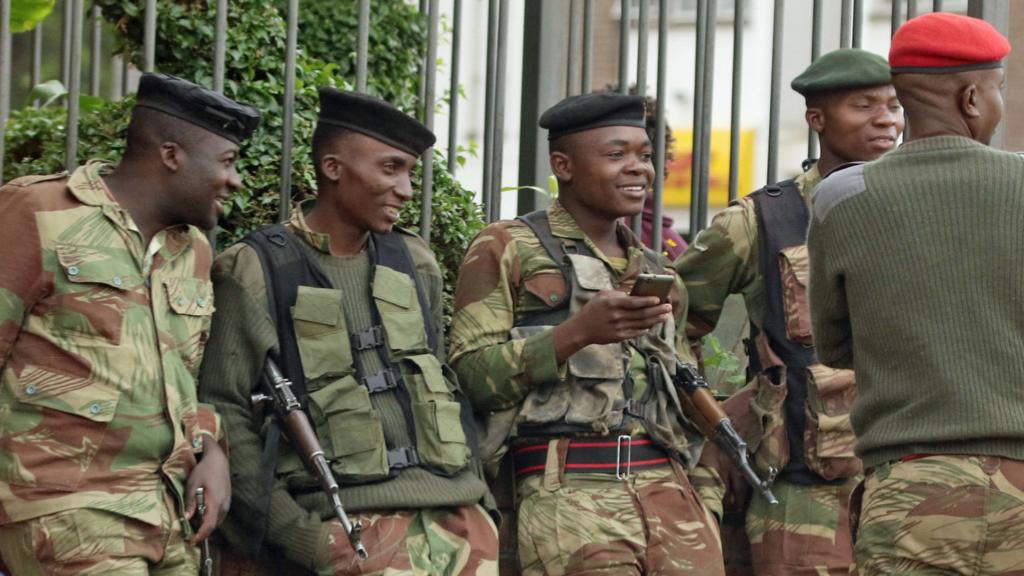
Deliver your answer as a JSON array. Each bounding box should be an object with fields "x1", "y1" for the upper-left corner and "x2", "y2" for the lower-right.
[
  {"x1": 449, "y1": 202, "x2": 695, "y2": 417},
  {"x1": 0, "y1": 161, "x2": 222, "y2": 527},
  {"x1": 674, "y1": 165, "x2": 820, "y2": 338}
]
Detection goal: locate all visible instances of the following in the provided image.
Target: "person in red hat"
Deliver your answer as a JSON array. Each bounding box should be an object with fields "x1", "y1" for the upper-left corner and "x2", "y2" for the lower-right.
[{"x1": 807, "y1": 12, "x2": 1024, "y2": 576}]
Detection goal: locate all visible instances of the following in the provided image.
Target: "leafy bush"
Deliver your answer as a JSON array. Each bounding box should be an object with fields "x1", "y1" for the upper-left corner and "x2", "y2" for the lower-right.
[{"x1": 3, "y1": 0, "x2": 482, "y2": 326}]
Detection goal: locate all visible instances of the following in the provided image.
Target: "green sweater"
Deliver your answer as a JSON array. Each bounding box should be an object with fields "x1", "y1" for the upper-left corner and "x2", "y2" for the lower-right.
[
  {"x1": 808, "y1": 136, "x2": 1024, "y2": 470},
  {"x1": 199, "y1": 223, "x2": 488, "y2": 570}
]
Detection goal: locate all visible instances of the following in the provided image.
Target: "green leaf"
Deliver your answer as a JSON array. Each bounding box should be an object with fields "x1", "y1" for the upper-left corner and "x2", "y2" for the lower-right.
[
  {"x1": 27, "y1": 79, "x2": 67, "y2": 108},
  {"x1": 10, "y1": 0, "x2": 56, "y2": 34}
]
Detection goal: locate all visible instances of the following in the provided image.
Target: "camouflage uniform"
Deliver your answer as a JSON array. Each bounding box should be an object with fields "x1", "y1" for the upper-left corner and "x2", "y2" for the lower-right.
[
  {"x1": 675, "y1": 165, "x2": 859, "y2": 576},
  {"x1": 0, "y1": 162, "x2": 223, "y2": 574},
  {"x1": 450, "y1": 202, "x2": 724, "y2": 575}
]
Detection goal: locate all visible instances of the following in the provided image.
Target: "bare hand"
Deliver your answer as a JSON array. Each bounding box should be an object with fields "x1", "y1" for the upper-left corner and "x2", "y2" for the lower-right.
[
  {"x1": 553, "y1": 290, "x2": 672, "y2": 362},
  {"x1": 185, "y1": 435, "x2": 231, "y2": 545}
]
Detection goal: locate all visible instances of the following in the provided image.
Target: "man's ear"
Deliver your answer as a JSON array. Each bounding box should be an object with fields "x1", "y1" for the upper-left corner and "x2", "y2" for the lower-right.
[
  {"x1": 550, "y1": 151, "x2": 572, "y2": 183},
  {"x1": 159, "y1": 141, "x2": 183, "y2": 172},
  {"x1": 805, "y1": 107, "x2": 826, "y2": 135},
  {"x1": 320, "y1": 154, "x2": 343, "y2": 182},
  {"x1": 959, "y1": 83, "x2": 981, "y2": 118}
]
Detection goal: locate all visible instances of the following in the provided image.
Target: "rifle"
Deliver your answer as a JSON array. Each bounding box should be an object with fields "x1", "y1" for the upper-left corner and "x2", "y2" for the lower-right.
[
  {"x1": 253, "y1": 358, "x2": 369, "y2": 560},
  {"x1": 672, "y1": 361, "x2": 779, "y2": 505}
]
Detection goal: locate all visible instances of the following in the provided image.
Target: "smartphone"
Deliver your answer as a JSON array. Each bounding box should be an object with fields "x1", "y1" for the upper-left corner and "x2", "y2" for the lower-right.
[{"x1": 629, "y1": 273, "x2": 675, "y2": 304}]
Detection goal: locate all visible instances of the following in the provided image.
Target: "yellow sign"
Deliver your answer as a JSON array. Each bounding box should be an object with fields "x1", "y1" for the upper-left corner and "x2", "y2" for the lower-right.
[{"x1": 664, "y1": 129, "x2": 755, "y2": 207}]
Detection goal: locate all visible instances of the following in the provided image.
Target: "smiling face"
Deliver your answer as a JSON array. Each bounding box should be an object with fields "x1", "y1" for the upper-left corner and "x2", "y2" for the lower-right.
[
  {"x1": 809, "y1": 84, "x2": 904, "y2": 164},
  {"x1": 319, "y1": 130, "x2": 418, "y2": 235},
  {"x1": 161, "y1": 132, "x2": 241, "y2": 231},
  {"x1": 550, "y1": 125, "x2": 655, "y2": 221}
]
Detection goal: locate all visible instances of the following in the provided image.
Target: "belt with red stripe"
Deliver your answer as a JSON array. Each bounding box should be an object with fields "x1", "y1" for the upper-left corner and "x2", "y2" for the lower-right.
[{"x1": 512, "y1": 435, "x2": 671, "y2": 479}]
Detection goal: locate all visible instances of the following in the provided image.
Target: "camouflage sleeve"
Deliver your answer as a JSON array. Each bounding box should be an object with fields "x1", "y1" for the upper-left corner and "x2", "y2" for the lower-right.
[
  {"x1": 0, "y1": 187, "x2": 46, "y2": 370},
  {"x1": 449, "y1": 224, "x2": 561, "y2": 412},
  {"x1": 198, "y1": 243, "x2": 327, "y2": 568},
  {"x1": 673, "y1": 199, "x2": 759, "y2": 339}
]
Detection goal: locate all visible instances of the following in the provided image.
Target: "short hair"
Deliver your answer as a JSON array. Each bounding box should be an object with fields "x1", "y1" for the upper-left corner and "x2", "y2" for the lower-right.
[
  {"x1": 123, "y1": 107, "x2": 209, "y2": 160},
  {"x1": 311, "y1": 123, "x2": 353, "y2": 182}
]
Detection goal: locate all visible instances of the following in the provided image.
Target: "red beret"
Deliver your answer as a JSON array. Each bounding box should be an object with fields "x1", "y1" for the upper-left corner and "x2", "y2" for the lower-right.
[{"x1": 890, "y1": 12, "x2": 1010, "y2": 74}]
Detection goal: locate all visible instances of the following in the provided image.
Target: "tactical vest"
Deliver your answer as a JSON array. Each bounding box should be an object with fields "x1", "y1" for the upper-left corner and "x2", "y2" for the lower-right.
[
  {"x1": 244, "y1": 224, "x2": 475, "y2": 488},
  {"x1": 497, "y1": 211, "x2": 701, "y2": 465},
  {"x1": 748, "y1": 181, "x2": 860, "y2": 484}
]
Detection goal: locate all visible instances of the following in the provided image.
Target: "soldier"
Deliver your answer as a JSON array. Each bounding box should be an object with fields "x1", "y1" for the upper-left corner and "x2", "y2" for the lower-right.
[
  {"x1": 450, "y1": 92, "x2": 724, "y2": 575},
  {"x1": 674, "y1": 49, "x2": 903, "y2": 575},
  {"x1": 808, "y1": 13, "x2": 1024, "y2": 575},
  {"x1": 199, "y1": 88, "x2": 498, "y2": 575},
  {"x1": 0, "y1": 73, "x2": 259, "y2": 574}
]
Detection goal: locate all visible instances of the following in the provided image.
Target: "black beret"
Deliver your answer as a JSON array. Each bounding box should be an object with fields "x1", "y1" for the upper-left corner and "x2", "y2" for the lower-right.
[
  {"x1": 791, "y1": 49, "x2": 892, "y2": 96},
  {"x1": 135, "y1": 72, "x2": 260, "y2": 144},
  {"x1": 317, "y1": 88, "x2": 436, "y2": 156},
  {"x1": 539, "y1": 92, "x2": 647, "y2": 141}
]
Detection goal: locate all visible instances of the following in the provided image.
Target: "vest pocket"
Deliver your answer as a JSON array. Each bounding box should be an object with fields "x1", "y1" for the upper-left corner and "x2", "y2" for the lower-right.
[
  {"x1": 307, "y1": 375, "x2": 389, "y2": 483},
  {"x1": 778, "y1": 245, "x2": 813, "y2": 346},
  {"x1": 292, "y1": 286, "x2": 353, "y2": 382},
  {"x1": 372, "y1": 265, "x2": 428, "y2": 353},
  {"x1": 747, "y1": 371, "x2": 790, "y2": 478},
  {"x1": 402, "y1": 354, "x2": 471, "y2": 474},
  {"x1": 803, "y1": 364, "x2": 861, "y2": 480}
]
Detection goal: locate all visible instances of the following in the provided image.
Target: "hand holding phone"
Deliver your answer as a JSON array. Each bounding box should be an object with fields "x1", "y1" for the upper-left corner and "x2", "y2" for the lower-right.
[{"x1": 629, "y1": 273, "x2": 675, "y2": 304}]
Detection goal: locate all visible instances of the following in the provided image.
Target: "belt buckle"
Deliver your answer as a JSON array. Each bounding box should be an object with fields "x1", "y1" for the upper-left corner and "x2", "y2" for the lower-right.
[{"x1": 616, "y1": 434, "x2": 632, "y2": 480}]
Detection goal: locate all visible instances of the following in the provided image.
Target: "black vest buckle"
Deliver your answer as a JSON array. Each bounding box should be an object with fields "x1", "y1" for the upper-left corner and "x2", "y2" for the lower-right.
[
  {"x1": 351, "y1": 325, "x2": 385, "y2": 351},
  {"x1": 387, "y1": 446, "x2": 420, "y2": 470},
  {"x1": 362, "y1": 368, "x2": 401, "y2": 393}
]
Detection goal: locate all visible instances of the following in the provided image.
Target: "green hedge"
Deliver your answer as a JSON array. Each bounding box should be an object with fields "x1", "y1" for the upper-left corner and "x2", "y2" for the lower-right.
[{"x1": 3, "y1": 0, "x2": 483, "y2": 327}]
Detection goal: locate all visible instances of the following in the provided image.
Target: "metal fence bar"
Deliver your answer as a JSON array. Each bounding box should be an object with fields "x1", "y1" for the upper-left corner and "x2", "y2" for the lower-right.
[
  {"x1": 853, "y1": 0, "x2": 864, "y2": 47},
  {"x1": 32, "y1": 25, "x2": 41, "y2": 106},
  {"x1": 214, "y1": 0, "x2": 227, "y2": 93},
  {"x1": 841, "y1": 0, "x2": 852, "y2": 48},
  {"x1": 632, "y1": 0, "x2": 650, "y2": 234},
  {"x1": 144, "y1": 0, "x2": 156, "y2": 72},
  {"x1": 688, "y1": 0, "x2": 707, "y2": 237},
  {"x1": 66, "y1": 0, "x2": 83, "y2": 172},
  {"x1": 419, "y1": 0, "x2": 439, "y2": 242},
  {"x1": 891, "y1": 0, "x2": 903, "y2": 36},
  {"x1": 121, "y1": 52, "x2": 129, "y2": 95},
  {"x1": 907, "y1": 0, "x2": 918, "y2": 19},
  {"x1": 652, "y1": 0, "x2": 669, "y2": 249},
  {"x1": 581, "y1": 0, "x2": 593, "y2": 93},
  {"x1": 62, "y1": 0, "x2": 72, "y2": 87},
  {"x1": 809, "y1": 0, "x2": 822, "y2": 160},
  {"x1": 727, "y1": 0, "x2": 745, "y2": 202},
  {"x1": 489, "y1": 0, "x2": 509, "y2": 223},
  {"x1": 0, "y1": 0, "x2": 10, "y2": 180},
  {"x1": 356, "y1": 0, "x2": 369, "y2": 92},
  {"x1": 617, "y1": 0, "x2": 630, "y2": 93},
  {"x1": 91, "y1": 5, "x2": 101, "y2": 96},
  {"x1": 446, "y1": 0, "x2": 462, "y2": 173},
  {"x1": 933, "y1": 0, "x2": 943, "y2": 10},
  {"x1": 696, "y1": 0, "x2": 716, "y2": 234},
  {"x1": 567, "y1": 0, "x2": 580, "y2": 95},
  {"x1": 278, "y1": 0, "x2": 298, "y2": 222},
  {"x1": 481, "y1": 0, "x2": 498, "y2": 221},
  {"x1": 767, "y1": 0, "x2": 784, "y2": 184}
]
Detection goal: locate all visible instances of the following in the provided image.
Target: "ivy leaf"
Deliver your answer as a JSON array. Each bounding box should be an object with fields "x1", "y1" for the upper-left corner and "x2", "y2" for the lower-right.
[{"x1": 10, "y1": 0, "x2": 56, "y2": 34}]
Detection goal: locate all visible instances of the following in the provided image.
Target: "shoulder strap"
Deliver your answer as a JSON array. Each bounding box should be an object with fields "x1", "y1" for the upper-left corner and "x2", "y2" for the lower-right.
[
  {"x1": 749, "y1": 179, "x2": 807, "y2": 249},
  {"x1": 369, "y1": 231, "x2": 439, "y2": 355},
  {"x1": 514, "y1": 210, "x2": 577, "y2": 327}
]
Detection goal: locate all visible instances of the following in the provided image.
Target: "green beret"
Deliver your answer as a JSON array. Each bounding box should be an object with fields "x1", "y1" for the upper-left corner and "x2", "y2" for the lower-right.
[
  {"x1": 790, "y1": 48, "x2": 892, "y2": 96},
  {"x1": 539, "y1": 92, "x2": 646, "y2": 141}
]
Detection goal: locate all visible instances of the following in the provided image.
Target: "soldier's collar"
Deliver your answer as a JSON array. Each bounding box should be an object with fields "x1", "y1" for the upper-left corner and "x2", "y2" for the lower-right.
[
  {"x1": 66, "y1": 160, "x2": 118, "y2": 208},
  {"x1": 287, "y1": 200, "x2": 334, "y2": 254}
]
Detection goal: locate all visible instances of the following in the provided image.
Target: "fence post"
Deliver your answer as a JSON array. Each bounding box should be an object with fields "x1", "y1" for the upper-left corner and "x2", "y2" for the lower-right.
[
  {"x1": 144, "y1": 0, "x2": 156, "y2": 71},
  {"x1": 0, "y1": 0, "x2": 10, "y2": 180},
  {"x1": 446, "y1": 0, "x2": 462, "y2": 173},
  {"x1": 66, "y1": 0, "x2": 84, "y2": 172},
  {"x1": 767, "y1": 0, "x2": 784, "y2": 185},
  {"x1": 728, "y1": 0, "x2": 745, "y2": 203},
  {"x1": 214, "y1": 0, "x2": 227, "y2": 93},
  {"x1": 419, "y1": 0, "x2": 439, "y2": 242},
  {"x1": 278, "y1": 0, "x2": 298, "y2": 222}
]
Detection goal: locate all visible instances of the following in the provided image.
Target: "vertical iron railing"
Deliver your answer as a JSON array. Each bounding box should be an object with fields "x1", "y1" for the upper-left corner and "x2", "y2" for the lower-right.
[
  {"x1": 617, "y1": 0, "x2": 630, "y2": 95},
  {"x1": 481, "y1": 0, "x2": 499, "y2": 221},
  {"x1": 91, "y1": 5, "x2": 101, "y2": 96},
  {"x1": 689, "y1": 0, "x2": 716, "y2": 235},
  {"x1": 567, "y1": 0, "x2": 580, "y2": 96},
  {"x1": 0, "y1": 0, "x2": 10, "y2": 179},
  {"x1": 651, "y1": 0, "x2": 669, "y2": 248},
  {"x1": 727, "y1": 0, "x2": 745, "y2": 202},
  {"x1": 808, "y1": 0, "x2": 822, "y2": 160},
  {"x1": 767, "y1": 0, "x2": 784, "y2": 184},
  {"x1": 32, "y1": 23, "x2": 42, "y2": 105},
  {"x1": 62, "y1": 0, "x2": 72, "y2": 87},
  {"x1": 356, "y1": 0, "x2": 369, "y2": 93},
  {"x1": 581, "y1": 0, "x2": 593, "y2": 93},
  {"x1": 631, "y1": 0, "x2": 650, "y2": 234},
  {"x1": 214, "y1": 0, "x2": 227, "y2": 94},
  {"x1": 841, "y1": 0, "x2": 852, "y2": 48},
  {"x1": 65, "y1": 0, "x2": 83, "y2": 171},
  {"x1": 853, "y1": 0, "x2": 864, "y2": 47},
  {"x1": 144, "y1": 0, "x2": 156, "y2": 72},
  {"x1": 446, "y1": 0, "x2": 462, "y2": 173},
  {"x1": 419, "y1": 0, "x2": 439, "y2": 242},
  {"x1": 277, "y1": 0, "x2": 298, "y2": 222}
]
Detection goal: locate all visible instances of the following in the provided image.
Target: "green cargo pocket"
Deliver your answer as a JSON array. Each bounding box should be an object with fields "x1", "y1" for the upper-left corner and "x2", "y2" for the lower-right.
[
  {"x1": 402, "y1": 353, "x2": 451, "y2": 403},
  {"x1": 372, "y1": 265, "x2": 428, "y2": 354},
  {"x1": 306, "y1": 376, "x2": 389, "y2": 483},
  {"x1": 413, "y1": 400, "x2": 470, "y2": 475},
  {"x1": 292, "y1": 286, "x2": 353, "y2": 384}
]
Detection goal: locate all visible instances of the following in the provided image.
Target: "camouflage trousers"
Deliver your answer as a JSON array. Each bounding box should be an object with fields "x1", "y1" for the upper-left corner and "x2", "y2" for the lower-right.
[
  {"x1": 516, "y1": 462, "x2": 725, "y2": 575},
  {"x1": 746, "y1": 477, "x2": 858, "y2": 576},
  {"x1": 854, "y1": 454, "x2": 1024, "y2": 576},
  {"x1": 316, "y1": 504, "x2": 498, "y2": 576},
  {"x1": 0, "y1": 500, "x2": 197, "y2": 576}
]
